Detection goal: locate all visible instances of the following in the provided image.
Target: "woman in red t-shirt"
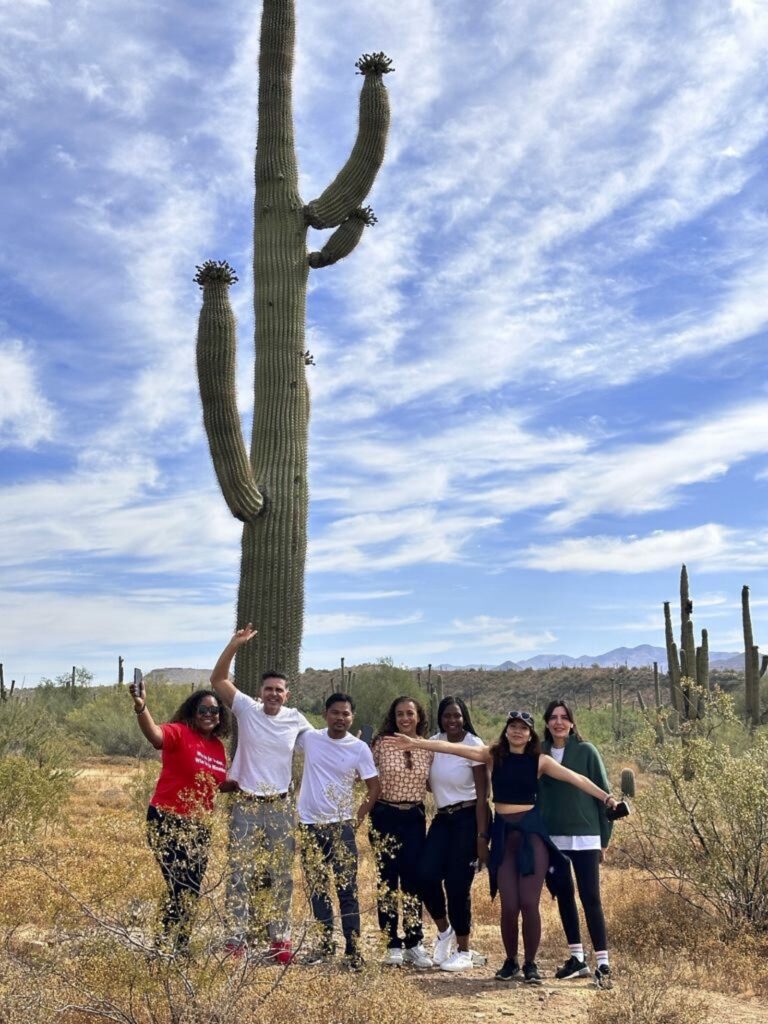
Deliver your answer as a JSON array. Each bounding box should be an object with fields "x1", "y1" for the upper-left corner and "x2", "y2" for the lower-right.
[{"x1": 131, "y1": 682, "x2": 231, "y2": 952}]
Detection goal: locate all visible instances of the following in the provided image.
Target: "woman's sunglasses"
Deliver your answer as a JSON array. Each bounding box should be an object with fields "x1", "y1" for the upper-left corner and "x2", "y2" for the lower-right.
[
  {"x1": 197, "y1": 706, "x2": 221, "y2": 717},
  {"x1": 506, "y1": 710, "x2": 534, "y2": 727}
]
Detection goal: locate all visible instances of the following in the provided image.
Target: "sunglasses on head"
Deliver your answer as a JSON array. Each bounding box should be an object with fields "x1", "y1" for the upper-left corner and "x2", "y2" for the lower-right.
[
  {"x1": 197, "y1": 706, "x2": 221, "y2": 717},
  {"x1": 507, "y1": 710, "x2": 534, "y2": 727}
]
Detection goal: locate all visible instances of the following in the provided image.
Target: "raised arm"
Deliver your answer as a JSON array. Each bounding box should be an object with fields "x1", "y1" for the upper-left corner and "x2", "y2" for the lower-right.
[
  {"x1": 210, "y1": 624, "x2": 258, "y2": 708},
  {"x1": 383, "y1": 733, "x2": 491, "y2": 765},
  {"x1": 130, "y1": 683, "x2": 163, "y2": 750},
  {"x1": 539, "y1": 754, "x2": 616, "y2": 807}
]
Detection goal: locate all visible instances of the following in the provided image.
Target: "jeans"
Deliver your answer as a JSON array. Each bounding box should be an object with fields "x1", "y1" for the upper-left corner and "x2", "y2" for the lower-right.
[
  {"x1": 300, "y1": 821, "x2": 360, "y2": 954},
  {"x1": 146, "y1": 804, "x2": 210, "y2": 950}
]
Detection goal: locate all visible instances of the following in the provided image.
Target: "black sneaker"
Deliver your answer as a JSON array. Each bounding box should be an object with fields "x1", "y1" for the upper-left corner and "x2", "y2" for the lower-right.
[
  {"x1": 555, "y1": 955, "x2": 589, "y2": 980},
  {"x1": 494, "y1": 957, "x2": 521, "y2": 981},
  {"x1": 342, "y1": 951, "x2": 365, "y2": 972},
  {"x1": 594, "y1": 964, "x2": 613, "y2": 989},
  {"x1": 523, "y1": 961, "x2": 542, "y2": 985}
]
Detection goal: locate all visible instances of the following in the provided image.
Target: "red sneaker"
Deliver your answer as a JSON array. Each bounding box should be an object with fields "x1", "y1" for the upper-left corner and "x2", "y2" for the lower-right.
[
  {"x1": 269, "y1": 940, "x2": 294, "y2": 965},
  {"x1": 223, "y1": 940, "x2": 246, "y2": 961}
]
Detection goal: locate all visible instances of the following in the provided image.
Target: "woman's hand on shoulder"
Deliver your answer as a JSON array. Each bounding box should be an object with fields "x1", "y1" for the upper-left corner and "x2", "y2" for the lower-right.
[{"x1": 382, "y1": 733, "x2": 417, "y2": 750}]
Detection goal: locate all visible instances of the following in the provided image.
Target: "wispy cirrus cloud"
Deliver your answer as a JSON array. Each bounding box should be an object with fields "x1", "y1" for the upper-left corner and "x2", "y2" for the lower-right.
[
  {"x1": 517, "y1": 524, "x2": 768, "y2": 574},
  {"x1": 0, "y1": 339, "x2": 56, "y2": 448}
]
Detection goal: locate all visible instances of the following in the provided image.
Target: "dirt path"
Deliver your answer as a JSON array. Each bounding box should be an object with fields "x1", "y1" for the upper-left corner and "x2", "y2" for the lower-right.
[{"x1": 407, "y1": 965, "x2": 768, "y2": 1024}]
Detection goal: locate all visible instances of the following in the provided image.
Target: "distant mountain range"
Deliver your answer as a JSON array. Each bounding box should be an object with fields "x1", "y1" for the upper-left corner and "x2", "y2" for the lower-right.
[{"x1": 435, "y1": 644, "x2": 744, "y2": 672}]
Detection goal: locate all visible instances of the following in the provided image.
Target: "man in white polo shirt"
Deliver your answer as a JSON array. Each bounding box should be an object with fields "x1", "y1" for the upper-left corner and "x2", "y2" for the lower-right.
[
  {"x1": 297, "y1": 692, "x2": 380, "y2": 969},
  {"x1": 210, "y1": 625, "x2": 312, "y2": 963}
]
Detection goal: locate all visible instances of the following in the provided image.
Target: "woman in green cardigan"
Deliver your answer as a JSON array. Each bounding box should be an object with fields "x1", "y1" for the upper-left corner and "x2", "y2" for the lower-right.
[{"x1": 538, "y1": 700, "x2": 613, "y2": 989}]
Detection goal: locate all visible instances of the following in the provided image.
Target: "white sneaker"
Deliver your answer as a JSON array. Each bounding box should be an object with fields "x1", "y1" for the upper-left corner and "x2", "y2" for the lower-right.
[
  {"x1": 402, "y1": 944, "x2": 433, "y2": 968},
  {"x1": 440, "y1": 949, "x2": 474, "y2": 973},
  {"x1": 383, "y1": 947, "x2": 403, "y2": 966},
  {"x1": 432, "y1": 927, "x2": 456, "y2": 965}
]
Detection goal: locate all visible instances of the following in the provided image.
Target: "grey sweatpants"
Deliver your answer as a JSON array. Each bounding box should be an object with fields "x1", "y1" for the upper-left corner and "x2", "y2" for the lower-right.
[{"x1": 227, "y1": 796, "x2": 295, "y2": 943}]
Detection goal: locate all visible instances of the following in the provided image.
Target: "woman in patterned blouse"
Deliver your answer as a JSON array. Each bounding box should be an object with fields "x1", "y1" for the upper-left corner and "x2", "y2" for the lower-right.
[{"x1": 370, "y1": 696, "x2": 434, "y2": 967}]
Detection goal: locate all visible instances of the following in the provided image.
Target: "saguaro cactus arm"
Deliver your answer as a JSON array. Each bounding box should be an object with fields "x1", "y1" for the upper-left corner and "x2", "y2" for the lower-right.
[
  {"x1": 308, "y1": 206, "x2": 378, "y2": 268},
  {"x1": 195, "y1": 261, "x2": 266, "y2": 523},
  {"x1": 304, "y1": 53, "x2": 393, "y2": 230}
]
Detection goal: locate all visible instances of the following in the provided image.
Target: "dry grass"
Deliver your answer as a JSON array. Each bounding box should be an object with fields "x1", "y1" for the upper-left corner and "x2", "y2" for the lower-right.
[
  {"x1": 589, "y1": 960, "x2": 711, "y2": 1024},
  {"x1": 2, "y1": 758, "x2": 767, "y2": 1024}
]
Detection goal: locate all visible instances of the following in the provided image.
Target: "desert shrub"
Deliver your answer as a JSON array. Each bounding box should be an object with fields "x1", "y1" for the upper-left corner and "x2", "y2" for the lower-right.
[
  {"x1": 589, "y1": 959, "x2": 710, "y2": 1024},
  {"x1": 337, "y1": 660, "x2": 431, "y2": 735},
  {"x1": 0, "y1": 696, "x2": 78, "y2": 767},
  {"x1": 626, "y1": 695, "x2": 768, "y2": 931},
  {"x1": 64, "y1": 683, "x2": 193, "y2": 757},
  {"x1": 0, "y1": 755, "x2": 73, "y2": 850}
]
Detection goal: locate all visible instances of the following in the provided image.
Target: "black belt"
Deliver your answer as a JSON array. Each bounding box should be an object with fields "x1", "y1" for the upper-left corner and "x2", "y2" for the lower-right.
[
  {"x1": 378, "y1": 799, "x2": 424, "y2": 810},
  {"x1": 436, "y1": 799, "x2": 476, "y2": 815}
]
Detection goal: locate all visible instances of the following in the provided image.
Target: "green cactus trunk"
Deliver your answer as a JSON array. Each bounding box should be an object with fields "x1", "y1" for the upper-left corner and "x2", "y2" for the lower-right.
[
  {"x1": 663, "y1": 601, "x2": 682, "y2": 715},
  {"x1": 195, "y1": 0, "x2": 392, "y2": 694}
]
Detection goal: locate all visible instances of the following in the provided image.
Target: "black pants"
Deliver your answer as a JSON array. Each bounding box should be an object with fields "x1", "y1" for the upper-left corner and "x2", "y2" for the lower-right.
[
  {"x1": 556, "y1": 849, "x2": 607, "y2": 951},
  {"x1": 300, "y1": 822, "x2": 360, "y2": 954},
  {"x1": 369, "y1": 801, "x2": 426, "y2": 949},
  {"x1": 420, "y1": 805, "x2": 476, "y2": 937},
  {"x1": 146, "y1": 805, "x2": 211, "y2": 950}
]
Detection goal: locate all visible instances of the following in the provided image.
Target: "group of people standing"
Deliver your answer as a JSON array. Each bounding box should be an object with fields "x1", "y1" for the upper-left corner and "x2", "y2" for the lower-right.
[{"x1": 134, "y1": 626, "x2": 618, "y2": 986}]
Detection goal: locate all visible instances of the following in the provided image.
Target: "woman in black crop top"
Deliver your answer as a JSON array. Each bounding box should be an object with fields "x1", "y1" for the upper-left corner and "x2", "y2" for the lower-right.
[{"x1": 384, "y1": 710, "x2": 617, "y2": 984}]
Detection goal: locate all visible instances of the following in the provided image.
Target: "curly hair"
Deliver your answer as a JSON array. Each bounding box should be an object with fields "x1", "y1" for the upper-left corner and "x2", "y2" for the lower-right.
[
  {"x1": 171, "y1": 689, "x2": 231, "y2": 738},
  {"x1": 436, "y1": 695, "x2": 479, "y2": 737},
  {"x1": 490, "y1": 716, "x2": 541, "y2": 767},
  {"x1": 542, "y1": 698, "x2": 583, "y2": 745},
  {"x1": 375, "y1": 695, "x2": 429, "y2": 739}
]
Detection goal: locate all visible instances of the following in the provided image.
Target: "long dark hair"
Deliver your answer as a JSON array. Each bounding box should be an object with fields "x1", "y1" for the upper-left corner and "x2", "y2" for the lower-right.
[
  {"x1": 490, "y1": 716, "x2": 541, "y2": 767},
  {"x1": 542, "y1": 698, "x2": 583, "y2": 745},
  {"x1": 437, "y1": 695, "x2": 479, "y2": 737},
  {"x1": 375, "y1": 695, "x2": 429, "y2": 739},
  {"x1": 171, "y1": 688, "x2": 231, "y2": 738}
]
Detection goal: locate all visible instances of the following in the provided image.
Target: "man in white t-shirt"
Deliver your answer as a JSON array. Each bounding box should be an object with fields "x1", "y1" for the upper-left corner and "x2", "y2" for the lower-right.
[
  {"x1": 210, "y1": 626, "x2": 312, "y2": 963},
  {"x1": 296, "y1": 692, "x2": 380, "y2": 968}
]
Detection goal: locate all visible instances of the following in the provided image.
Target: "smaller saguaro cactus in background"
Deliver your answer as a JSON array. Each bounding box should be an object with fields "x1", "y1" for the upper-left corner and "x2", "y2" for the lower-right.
[
  {"x1": 0, "y1": 664, "x2": 15, "y2": 702},
  {"x1": 742, "y1": 585, "x2": 767, "y2": 728},
  {"x1": 661, "y1": 565, "x2": 710, "y2": 731}
]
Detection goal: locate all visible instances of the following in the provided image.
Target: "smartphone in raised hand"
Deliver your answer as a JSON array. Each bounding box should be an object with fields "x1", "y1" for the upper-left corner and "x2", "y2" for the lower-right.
[{"x1": 131, "y1": 668, "x2": 145, "y2": 703}]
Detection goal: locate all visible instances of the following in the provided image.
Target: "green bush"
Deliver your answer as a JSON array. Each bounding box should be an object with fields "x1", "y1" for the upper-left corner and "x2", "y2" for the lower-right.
[
  {"x1": 626, "y1": 695, "x2": 768, "y2": 930},
  {"x1": 0, "y1": 755, "x2": 73, "y2": 849},
  {"x1": 64, "y1": 683, "x2": 190, "y2": 758}
]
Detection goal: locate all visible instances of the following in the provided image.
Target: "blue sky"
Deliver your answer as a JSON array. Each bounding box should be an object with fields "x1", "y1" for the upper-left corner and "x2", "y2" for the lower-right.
[{"x1": 3, "y1": 0, "x2": 768, "y2": 683}]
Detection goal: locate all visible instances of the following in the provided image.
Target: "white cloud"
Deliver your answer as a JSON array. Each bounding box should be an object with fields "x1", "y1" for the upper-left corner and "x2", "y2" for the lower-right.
[
  {"x1": 447, "y1": 616, "x2": 556, "y2": 651},
  {"x1": 517, "y1": 524, "x2": 768, "y2": 574},
  {"x1": 0, "y1": 340, "x2": 56, "y2": 447},
  {"x1": 309, "y1": 508, "x2": 501, "y2": 573},
  {"x1": 305, "y1": 611, "x2": 422, "y2": 635}
]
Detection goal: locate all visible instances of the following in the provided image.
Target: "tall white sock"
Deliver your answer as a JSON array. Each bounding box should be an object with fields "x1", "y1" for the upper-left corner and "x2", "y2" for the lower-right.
[
  {"x1": 595, "y1": 950, "x2": 609, "y2": 967},
  {"x1": 568, "y1": 943, "x2": 585, "y2": 962}
]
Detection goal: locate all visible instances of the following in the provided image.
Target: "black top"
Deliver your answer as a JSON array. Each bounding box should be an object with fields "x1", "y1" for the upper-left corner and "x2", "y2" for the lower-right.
[{"x1": 491, "y1": 752, "x2": 538, "y2": 805}]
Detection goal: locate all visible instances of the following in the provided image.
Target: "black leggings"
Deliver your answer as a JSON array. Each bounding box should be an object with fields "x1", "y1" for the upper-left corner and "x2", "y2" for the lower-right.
[
  {"x1": 556, "y1": 849, "x2": 607, "y2": 951},
  {"x1": 420, "y1": 806, "x2": 476, "y2": 937},
  {"x1": 496, "y1": 816, "x2": 549, "y2": 964},
  {"x1": 146, "y1": 805, "x2": 211, "y2": 950},
  {"x1": 370, "y1": 801, "x2": 426, "y2": 948}
]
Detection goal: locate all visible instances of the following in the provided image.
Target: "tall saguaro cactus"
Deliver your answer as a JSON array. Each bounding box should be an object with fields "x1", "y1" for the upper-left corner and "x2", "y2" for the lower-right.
[{"x1": 195, "y1": 1, "x2": 392, "y2": 694}]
